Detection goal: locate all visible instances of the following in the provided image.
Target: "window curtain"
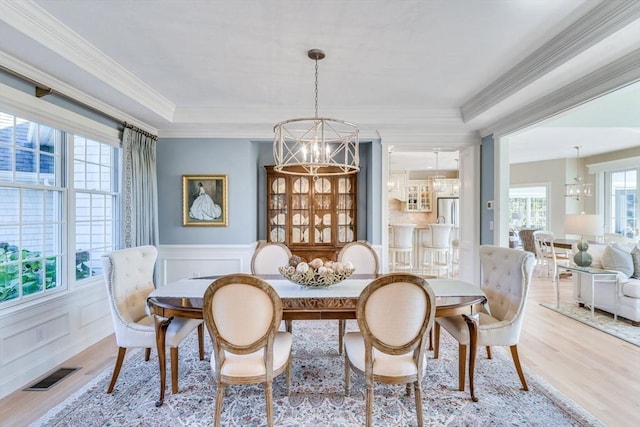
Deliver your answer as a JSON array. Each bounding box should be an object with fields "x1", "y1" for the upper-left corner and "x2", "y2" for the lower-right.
[{"x1": 121, "y1": 126, "x2": 159, "y2": 248}]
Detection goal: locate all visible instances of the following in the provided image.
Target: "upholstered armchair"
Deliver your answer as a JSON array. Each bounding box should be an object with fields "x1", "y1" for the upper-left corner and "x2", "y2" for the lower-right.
[
  {"x1": 102, "y1": 245, "x2": 204, "y2": 394},
  {"x1": 434, "y1": 245, "x2": 535, "y2": 392}
]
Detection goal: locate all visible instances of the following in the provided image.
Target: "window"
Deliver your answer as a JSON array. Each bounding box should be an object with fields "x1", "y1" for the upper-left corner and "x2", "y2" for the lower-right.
[
  {"x1": 509, "y1": 186, "x2": 547, "y2": 231},
  {"x1": 0, "y1": 111, "x2": 119, "y2": 305},
  {"x1": 605, "y1": 169, "x2": 638, "y2": 239},
  {"x1": 74, "y1": 135, "x2": 118, "y2": 279}
]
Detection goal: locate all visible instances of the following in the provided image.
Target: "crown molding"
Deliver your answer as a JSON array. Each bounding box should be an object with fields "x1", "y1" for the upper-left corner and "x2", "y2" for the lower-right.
[
  {"x1": 482, "y1": 49, "x2": 640, "y2": 138},
  {"x1": 163, "y1": 107, "x2": 470, "y2": 139},
  {"x1": 0, "y1": 52, "x2": 157, "y2": 133},
  {"x1": 172, "y1": 106, "x2": 462, "y2": 125},
  {"x1": 1, "y1": 0, "x2": 175, "y2": 122},
  {"x1": 158, "y1": 122, "x2": 479, "y2": 144},
  {"x1": 461, "y1": 1, "x2": 640, "y2": 123}
]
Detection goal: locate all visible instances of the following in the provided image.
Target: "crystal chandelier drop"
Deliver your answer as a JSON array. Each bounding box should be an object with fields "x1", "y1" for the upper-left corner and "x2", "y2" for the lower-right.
[
  {"x1": 273, "y1": 49, "x2": 359, "y2": 177},
  {"x1": 565, "y1": 146, "x2": 592, "y2": 201}
]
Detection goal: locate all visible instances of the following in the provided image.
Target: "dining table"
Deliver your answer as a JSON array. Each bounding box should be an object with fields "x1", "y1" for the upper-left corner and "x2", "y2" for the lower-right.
[{"x1": 147, "y1": 274, "x2": 487, "y2": 407}]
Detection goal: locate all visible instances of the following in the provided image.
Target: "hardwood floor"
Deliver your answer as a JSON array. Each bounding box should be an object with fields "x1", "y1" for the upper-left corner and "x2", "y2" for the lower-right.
[{"x1": 1, "y1": 275, "x2": 638, "y2": 426}]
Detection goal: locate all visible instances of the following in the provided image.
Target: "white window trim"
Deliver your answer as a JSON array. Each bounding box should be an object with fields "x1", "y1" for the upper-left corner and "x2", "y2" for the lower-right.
[{"x1": 587, "y1": 157, "x2": 640, "y2": 174}]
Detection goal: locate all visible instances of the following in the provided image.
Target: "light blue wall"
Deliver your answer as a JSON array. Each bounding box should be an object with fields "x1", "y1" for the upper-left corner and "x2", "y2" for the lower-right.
[
  {"x1": 157, "y1": 138, "x2": 384, "y2": 245},
  {"x1": 480, "y1": 134, "x2": 494, "y2": 245},
  {"x1": 157, "y1": 138, "x2": 261, "y2": 244}
]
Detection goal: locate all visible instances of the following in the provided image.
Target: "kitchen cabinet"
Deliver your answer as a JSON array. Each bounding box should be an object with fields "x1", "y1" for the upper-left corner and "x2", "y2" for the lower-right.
[
  {"x1": 405, "y1": 180, "x2": 432, "y2": 212},
  {"x1": 265, "y1": 166, "x2": 357, "y2": 261},
  {"x1": 388, "y1": 171, "x2": 407, "y2": 201}
]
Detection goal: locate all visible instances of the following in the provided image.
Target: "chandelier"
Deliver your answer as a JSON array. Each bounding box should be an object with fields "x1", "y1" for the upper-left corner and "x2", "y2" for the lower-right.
[
  {"x1": 565, "y1": 146, "x2": 592, "y2": 201},
  {"x1": 430, "y1": 151, "x2": 446, "y2": 192},
  {"x1": 273, "y1": 49, "x2": 359, "y2": 176}
]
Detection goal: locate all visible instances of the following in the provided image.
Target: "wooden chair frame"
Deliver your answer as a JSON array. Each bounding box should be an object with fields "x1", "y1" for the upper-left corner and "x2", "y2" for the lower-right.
[
  {"x1": 203, "y1": 274, "x2": 291, "y2": 427},
  {"x1": 344, "y1": 274, "x2": 436, "y2": 427}
]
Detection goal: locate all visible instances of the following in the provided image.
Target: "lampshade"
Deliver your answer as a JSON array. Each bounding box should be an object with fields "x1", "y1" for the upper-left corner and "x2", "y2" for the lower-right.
[
  {"x1": 565, "y1": 214, "x2": 603, "y2": 237},
  {"x1": 273, "y1": 49, "x2": 359, "y2": 177}
]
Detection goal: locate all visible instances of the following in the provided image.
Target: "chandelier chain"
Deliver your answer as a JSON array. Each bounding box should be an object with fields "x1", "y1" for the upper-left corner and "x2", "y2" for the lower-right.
[{"x1": 314, "y1": 57, "x2": 319, "y2": 118}]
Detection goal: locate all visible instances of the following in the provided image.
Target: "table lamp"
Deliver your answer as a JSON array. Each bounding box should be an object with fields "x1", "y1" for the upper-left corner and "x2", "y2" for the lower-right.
[{"x1": 565, "y1": 213, "x2": 603, "y2": 267}]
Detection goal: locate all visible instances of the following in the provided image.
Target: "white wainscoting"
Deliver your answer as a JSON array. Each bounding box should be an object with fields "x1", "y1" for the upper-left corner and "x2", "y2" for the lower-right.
[
  {"x1": 157, "y1": 243, "x2": 257, "y2": 286},
  {"x1": 0, "y1": 281, "x2": 112, "y2": 399}
]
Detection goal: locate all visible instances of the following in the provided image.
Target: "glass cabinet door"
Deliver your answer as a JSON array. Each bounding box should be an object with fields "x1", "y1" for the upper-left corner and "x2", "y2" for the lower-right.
[
  {"x1": 267, "y1": 176, "x2": 287, "y2": 243},
  {"x1": 406, "y1": 184, "x2": 419, "y2": 211},
  {"x1": 313, "y1": 177, "x2": 332, "y2": 244},
  {"x1": 337, "y1": 176, "x2": 356, "y2": 243},
  {"x1": 291, "y1": 177, "x2": 311, "y2": 244}
]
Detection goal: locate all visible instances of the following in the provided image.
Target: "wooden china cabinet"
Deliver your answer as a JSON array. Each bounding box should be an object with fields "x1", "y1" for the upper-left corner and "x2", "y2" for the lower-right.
[{"x1": 265, "y1": 166, "x2": 357, "y2": 261}]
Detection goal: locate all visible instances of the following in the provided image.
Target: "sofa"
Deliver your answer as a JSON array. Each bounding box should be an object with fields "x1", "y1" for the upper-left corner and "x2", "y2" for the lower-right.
[{"x1": 575, "y1": 242, "x2": 640, "y2": 326}]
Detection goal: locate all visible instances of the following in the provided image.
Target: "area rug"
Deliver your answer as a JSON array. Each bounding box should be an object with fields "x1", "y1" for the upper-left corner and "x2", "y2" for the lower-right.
[
  {"x1": 541, "y1": 302, "x2": 640, "y2": 347},
  {"x1": 32, "y1": 320, "x2": 602, "y2": 427}
]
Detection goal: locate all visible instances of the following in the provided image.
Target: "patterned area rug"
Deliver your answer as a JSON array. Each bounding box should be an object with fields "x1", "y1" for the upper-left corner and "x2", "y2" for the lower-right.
[
  {"x1": 32, "y1": 321, "x2": 603, "y2": 427},
  {"x1": 541, "y1": 302, "x2": 640, "y2": 347}
]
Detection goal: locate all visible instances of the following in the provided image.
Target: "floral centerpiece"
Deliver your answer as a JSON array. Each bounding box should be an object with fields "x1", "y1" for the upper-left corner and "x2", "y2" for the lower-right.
[{"x1": 279, "y1": 256, "x2": 355, "y2": 288}]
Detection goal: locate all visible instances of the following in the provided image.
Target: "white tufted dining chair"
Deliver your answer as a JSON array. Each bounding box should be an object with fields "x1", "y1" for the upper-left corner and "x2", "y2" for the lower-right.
[
  {"x1": 433, "y1": 245, "x2": 535, "y2": 392},
  {"x1": 344, "y1": 274, "x2": 436, "y2": 427},
  {"x1": 203, "y1": 274, "x2": 292, "y2": 427},
  {"x1": 102, "y1": 245, "x2": 204, "y2": 394}
]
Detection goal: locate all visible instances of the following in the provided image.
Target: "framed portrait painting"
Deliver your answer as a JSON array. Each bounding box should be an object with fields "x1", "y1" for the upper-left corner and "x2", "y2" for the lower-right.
[{"x1": 182, "y1": 175, "x2": 228, "y2": 226}]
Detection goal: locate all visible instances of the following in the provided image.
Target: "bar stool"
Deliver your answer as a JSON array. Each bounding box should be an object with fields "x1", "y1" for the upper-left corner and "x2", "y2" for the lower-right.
[
  {"x1": 421, "y1": 223, "x2": 452, "y2": 277},
  {"x1": 389, "y1": 224, "x2": 416, "y2": 272}
]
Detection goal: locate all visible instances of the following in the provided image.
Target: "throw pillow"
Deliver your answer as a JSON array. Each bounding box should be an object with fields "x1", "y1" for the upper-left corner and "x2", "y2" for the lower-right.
[
  {"x1": 631, "y1": 246, "x2": 640, "y2": 279},
  {"x1": 600, "y1": 243, "x2": 634, "y2": 277}
]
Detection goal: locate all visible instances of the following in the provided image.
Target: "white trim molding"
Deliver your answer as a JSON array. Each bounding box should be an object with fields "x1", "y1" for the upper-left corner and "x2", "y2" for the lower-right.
[
  {"x1": 0, "y1": 1, "x2": 174, "y2": 123},
  {"x1": 483, "y1": 49, "x2": 640, "y2": 138},
  {"x1": 587, "y1": 156, "x2": 640, "y2": 174},
  {"x1": 462, "y1": 1, "x2": 640, "y2": 123},
  {"x1": 157, "y1": 244, "x2": 257, "y2": 286}
]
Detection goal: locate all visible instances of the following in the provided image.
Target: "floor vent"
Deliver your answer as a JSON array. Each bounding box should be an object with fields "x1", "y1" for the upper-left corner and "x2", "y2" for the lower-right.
[{"x1": 24, "y1": 367, "x2": 79, "y2": 391}]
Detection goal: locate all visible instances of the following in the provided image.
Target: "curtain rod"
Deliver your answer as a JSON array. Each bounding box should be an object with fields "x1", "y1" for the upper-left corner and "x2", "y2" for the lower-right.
[
  {"x1": 124, "y1": 122, "x2": 157, "y2": 140},
  {"x1": 1, "y1": 65, "x2": 157, "y2": 138}
]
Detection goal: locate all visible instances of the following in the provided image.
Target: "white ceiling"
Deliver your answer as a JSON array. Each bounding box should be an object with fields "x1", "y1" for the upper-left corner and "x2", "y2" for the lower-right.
[{"x1": 1, "y1": 0, "x2": 638, "y2": 171}]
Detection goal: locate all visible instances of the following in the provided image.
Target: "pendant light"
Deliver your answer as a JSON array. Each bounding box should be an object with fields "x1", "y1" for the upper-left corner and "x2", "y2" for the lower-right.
[{"x1": 273, "y1": 49, "x2": 359, "y2": 177}]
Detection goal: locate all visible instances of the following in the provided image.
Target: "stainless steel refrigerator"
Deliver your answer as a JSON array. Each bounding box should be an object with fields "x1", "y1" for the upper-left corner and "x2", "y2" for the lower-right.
[{"x1": 437, "y1": 197, "x2": 459, "y2": 226}]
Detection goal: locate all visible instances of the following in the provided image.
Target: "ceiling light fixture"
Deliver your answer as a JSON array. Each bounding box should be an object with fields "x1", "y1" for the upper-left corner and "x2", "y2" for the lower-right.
[
  {"x1": 565, "y1": 146, "x2": 592, "y2": 201},
  {"x1": 431, "y1": 151, "x2": 446, "y2": 192},
  {"x1": 273, "y1": 49, "x2": 359, "y2": 177}
]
